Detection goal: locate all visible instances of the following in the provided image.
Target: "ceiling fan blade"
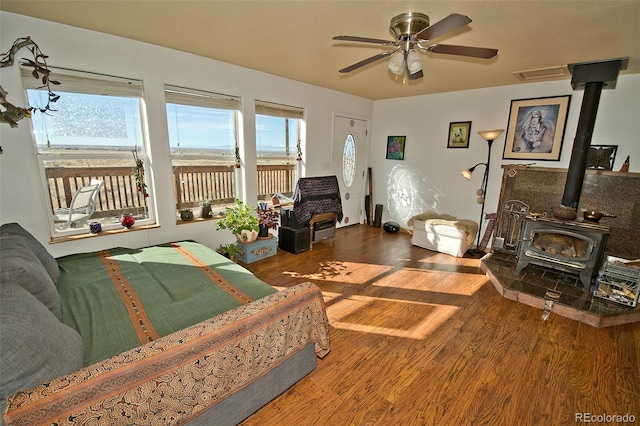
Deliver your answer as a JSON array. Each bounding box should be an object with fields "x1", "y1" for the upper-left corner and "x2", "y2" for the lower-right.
[
  {"x1": 338, "y1": 51, "x2": 393, "y2": 73},
  {"x1": 333, "y1": 35, "x2": 397, "y2": 46},
  {"x1": 415, "y1": 13, "x2": 472, "y2": 41},
  {"x1": 427, "y1": 44, "x2": 498, "y2": 59}
]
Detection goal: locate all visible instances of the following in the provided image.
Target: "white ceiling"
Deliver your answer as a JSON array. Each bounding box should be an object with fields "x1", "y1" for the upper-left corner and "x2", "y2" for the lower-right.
[{"x1": 2, "y1": 1, "x2": 638, "y2": 100}]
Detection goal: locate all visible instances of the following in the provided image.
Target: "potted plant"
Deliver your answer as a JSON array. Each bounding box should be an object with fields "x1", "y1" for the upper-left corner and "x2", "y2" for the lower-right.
[
  {"x1": 257, "y1": 206, "x2": 280, "y2": 238},
  {"x1": 215, "y1": 242, "x2": 239, "y2": 261},
  {"x1": 180, "y1": 208, "x2": 194, "y2": 221},
  {"x1": 216, "y1": 199, "x2": 260, "y2": 243},
  {"x1": 200, "y1": 199, "x2": 213, "y2": 219}
]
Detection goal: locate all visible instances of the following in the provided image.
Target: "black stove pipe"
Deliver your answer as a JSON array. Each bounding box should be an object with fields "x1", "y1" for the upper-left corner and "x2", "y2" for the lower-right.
[
  {"x1": 561, "y1": 81, "x2": 603, "y2": 209},
  {"x1": 559, "y1": 57, "x2": 627, "y2": 213}
]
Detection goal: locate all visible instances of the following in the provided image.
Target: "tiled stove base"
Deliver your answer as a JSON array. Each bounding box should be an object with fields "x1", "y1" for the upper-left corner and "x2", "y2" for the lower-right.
[{"x1": 481, "y1": 251, "x2": 640, "y2": 327}]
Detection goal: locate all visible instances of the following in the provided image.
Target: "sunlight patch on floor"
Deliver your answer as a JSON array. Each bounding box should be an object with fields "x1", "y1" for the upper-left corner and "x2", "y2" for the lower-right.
[
  {"x1": 326, "y1": 294, "x2": 459, "y2": 340},
  {"x1": 417, "y1": 255, "x2": 481, "y2": 268},
  {"x1": 282, "y1": 261, "x2": 393, "y2": 284},
  {"x1": 374, "y1": 267, "x2": 487, "y2": 296}
]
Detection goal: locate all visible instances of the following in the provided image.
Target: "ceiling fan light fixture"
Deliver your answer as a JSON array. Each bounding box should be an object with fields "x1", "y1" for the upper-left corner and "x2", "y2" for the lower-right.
[
  {"x1": 334, "y1": 11, "x2": 497, "y2": 80},
  {"x1": 388, "y1": 50, "x2": 405, "y2": 75},
  {"x1": 406, "y1": 49, "x2": 423, "y2": 74}
]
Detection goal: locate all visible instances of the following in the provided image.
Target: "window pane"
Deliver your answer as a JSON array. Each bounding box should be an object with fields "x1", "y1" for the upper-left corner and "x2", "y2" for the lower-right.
[
  {"x1": 28, "y1": 90, "x2": 144, "y2": 153},
  {"x1": 167, "y1": 103, "x2": 235, "y2": 157},
  {"x1": 343, "y1": 134, "x2": 356, "y2": 188},
  {"x1": 255, "y1": 114, "x2": 299, "y2": 204},
  {"x1": 256, "y1": 115, "x2": 297, "y2": 163}
]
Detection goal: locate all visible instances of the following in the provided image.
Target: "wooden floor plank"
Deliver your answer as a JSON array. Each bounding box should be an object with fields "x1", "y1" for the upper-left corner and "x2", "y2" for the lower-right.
[{"x1": 240, "y1": 224, "x2": 640, "y2": 425}]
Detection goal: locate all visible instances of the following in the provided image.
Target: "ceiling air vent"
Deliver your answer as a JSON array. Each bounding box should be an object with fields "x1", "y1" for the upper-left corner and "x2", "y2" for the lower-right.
[{"x1": 512, "y1": 65, "x2": 569, "y2": 81}]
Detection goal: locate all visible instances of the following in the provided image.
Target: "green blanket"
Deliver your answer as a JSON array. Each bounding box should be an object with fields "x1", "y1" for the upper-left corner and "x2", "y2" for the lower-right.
[{"x1": 56, "y1": 241, "x2": 276, "y2": 366}]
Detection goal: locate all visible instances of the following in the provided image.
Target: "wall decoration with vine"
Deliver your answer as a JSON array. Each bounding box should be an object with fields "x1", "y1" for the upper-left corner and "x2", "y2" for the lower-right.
[
  {"x1": 0, "y1": 37, "x2": 60, "y2": 128},
  {"x1": 1, "y1": 37, "x2": 60, "y2": 154}
]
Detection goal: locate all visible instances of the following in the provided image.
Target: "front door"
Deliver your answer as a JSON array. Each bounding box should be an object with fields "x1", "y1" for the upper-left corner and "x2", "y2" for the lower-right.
[{"x1": 332, "y1": 115, "x2": 367, "y2": 228}]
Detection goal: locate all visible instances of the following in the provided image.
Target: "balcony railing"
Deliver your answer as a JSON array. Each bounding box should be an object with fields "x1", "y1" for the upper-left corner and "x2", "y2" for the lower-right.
[{"x1": 45, "y1": 164, "x2": 296, "y2": 218}]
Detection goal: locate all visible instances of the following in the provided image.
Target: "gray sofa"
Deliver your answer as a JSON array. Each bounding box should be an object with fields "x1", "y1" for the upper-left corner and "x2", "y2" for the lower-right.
[{"x1": 0, "y1": 224, "x2": 84, "y2": 422}]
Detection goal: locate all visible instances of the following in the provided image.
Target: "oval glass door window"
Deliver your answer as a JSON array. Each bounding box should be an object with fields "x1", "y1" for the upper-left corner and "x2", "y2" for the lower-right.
[{"x1": 343, "y1": 134, "x2": 356, "y2": 187}]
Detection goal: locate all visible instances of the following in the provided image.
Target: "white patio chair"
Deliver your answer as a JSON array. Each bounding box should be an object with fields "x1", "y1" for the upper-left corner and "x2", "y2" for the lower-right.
[{"x1": 53, "y1": 179, "x2": 103, "y2": 230}]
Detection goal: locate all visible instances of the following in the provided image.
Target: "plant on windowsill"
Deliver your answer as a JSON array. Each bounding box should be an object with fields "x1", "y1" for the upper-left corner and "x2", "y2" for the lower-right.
[
  {"x1": 179, "y1": 208, "x2": 194, "y2": 221},
  {"x1": 200, "y1": 199, "x2": 213, "y2": 219},
  {"x1": 215, "y1": 199, "x2": 260, "y2": 243},
  {"x1": 257, "y1": 207, "x2": 280, "y2": 238}
]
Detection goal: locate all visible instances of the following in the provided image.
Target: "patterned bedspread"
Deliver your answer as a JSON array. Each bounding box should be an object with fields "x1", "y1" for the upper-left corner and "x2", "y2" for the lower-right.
[
  {"x1": 4, "y1": 282, "x2": 330, "y2": 425},
  {"x1": 56, "y1": 241, "x2": 278, "y2": 366}
]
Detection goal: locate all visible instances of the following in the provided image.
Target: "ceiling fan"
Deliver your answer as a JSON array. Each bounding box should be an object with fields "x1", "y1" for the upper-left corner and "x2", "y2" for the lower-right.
[{"x1": 333, "y1": 12, "x2": 498, "y2": 80}]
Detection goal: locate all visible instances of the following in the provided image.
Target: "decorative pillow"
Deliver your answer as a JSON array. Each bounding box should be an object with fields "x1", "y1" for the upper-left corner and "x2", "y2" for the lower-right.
[
  {"x1": 0, "y1": 282, "x2": 84, "y2": 416},
  {"x1": 0, "y1": 223, "x2": 60, "y2": 285},
  {"x1": 0, "y1": 233, "x2": 62, "y2": 320}
]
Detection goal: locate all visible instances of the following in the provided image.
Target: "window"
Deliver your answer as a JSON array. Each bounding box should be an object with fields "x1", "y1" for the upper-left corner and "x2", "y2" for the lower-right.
[
  {"x1": 24, "y1": 68, "x2": 150, "y2": 237},
  {"x1": 165, "y1": 85, "x2": 240, "y2": 218},
  {"x1": 255, "y1": 101, "x2": 304, "y2": 203},
  {"x1": 342, "y1": 134, "x2": 356, "y2": 187}
]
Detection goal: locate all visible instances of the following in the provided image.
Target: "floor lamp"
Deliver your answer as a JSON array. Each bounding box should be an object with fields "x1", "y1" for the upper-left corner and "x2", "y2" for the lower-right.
[{"x1": 461, "y1": 129, "x2": 504, "y2": 257}]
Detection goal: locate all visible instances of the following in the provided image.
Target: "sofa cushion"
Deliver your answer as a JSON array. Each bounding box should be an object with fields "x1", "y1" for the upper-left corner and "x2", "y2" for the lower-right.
[
  {"x1": 0, "y1": 233, "x2": 62, "y2": 320},
  {"x1": 0, "y1": 282, "x2": 84, "y2": 415},
  {"x1": 0, "y1": 222, "x2": 60, "y2": 284}
]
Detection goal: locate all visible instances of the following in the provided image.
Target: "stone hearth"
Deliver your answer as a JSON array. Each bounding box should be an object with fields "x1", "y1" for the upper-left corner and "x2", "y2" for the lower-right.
[{"x1": 481, "y1": 252, "x2": 640, "y2": 327}]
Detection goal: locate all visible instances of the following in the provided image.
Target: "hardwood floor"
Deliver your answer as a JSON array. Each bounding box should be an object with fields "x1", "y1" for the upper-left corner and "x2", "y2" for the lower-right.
[{"x1": 241, "y1": 224, "x2": 640, "y2": 425}]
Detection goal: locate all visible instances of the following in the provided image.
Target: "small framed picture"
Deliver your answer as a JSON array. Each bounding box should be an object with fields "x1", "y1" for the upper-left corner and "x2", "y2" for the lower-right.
[
  {"x1": 386, "y1": 136, "x2": 406, "y2": 160},
  {"x1": 503, "y1": 95, "x2": 571, "y2": 161},
  {"x1": 447, "y1": 121, "x2": 472, "y2": 148}
]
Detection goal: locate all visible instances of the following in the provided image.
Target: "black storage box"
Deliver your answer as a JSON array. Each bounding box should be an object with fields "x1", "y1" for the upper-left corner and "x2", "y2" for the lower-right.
[
  {"x1": 278, "y1": 226, "x2": 310, "y2": 254},
  {"x1": 280, "y1": 208, "x2": 305, "y2": 229}
]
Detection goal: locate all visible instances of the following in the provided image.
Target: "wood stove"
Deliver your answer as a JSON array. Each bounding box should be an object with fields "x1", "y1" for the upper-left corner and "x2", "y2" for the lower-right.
[{"x1": 515, "y1": 216, "x2": 609, "y2": 293}]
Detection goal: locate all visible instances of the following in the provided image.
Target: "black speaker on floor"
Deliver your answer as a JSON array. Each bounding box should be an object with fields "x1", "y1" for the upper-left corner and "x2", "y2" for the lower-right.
[
  {"x1": 278, "y1": 226, "x2": 310, "y2": 254},
  {"x1": 373, "y1": 204, "x2": 383, "y2": 228},
  {"x1": 383, "y1": 221, "x2": 400, "y2": 233}
]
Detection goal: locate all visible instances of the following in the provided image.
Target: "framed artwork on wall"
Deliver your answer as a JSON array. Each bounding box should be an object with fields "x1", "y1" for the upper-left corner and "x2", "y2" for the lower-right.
[
  {"x1": 447, "y1": 121, "x2": 471, "y2": 148},
  {"x1": 386, "y1": 136, "x2": 406, "y2": 160},
  {"x1": 502, "y1": 95, "x2": 571, "y2": 161}
]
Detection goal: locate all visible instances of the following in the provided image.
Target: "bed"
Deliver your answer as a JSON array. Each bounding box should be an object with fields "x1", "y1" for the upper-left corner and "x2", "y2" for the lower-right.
[{"x1": 0, "y1": 223, "x2": 330, "y2": 425}]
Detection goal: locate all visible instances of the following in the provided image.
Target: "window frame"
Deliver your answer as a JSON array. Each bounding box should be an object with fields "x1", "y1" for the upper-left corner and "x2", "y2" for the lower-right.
[
  {"x1": 23, "y1": 67, "x2": 153, "y2": 238},
  {"x1": 165, "y1": 85, "x2": 241, "y2": 218}
]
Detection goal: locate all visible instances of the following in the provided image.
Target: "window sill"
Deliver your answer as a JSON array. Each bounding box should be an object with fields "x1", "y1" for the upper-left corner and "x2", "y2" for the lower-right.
[
  {"x1": 49, "y1": 224, "x2": 160, "y2": 244},
  {"x1": 176, "y1": 215, "x2": 223, "y2": 225}
]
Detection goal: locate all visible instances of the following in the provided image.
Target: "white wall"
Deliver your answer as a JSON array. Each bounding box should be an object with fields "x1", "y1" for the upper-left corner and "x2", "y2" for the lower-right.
[
  {"x1": 371, "y1": 74, "x2": 640, "y2": 241},
  {"x1": 0, "y1": 12, "x2": 373, "y2": 257},
  {"x1": 2, "y1": 12, "x2": 638, "y2": 256}
]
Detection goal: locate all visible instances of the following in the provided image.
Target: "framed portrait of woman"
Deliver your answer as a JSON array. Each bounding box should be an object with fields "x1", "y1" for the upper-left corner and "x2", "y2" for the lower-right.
[{"x1": 502, "y1": 95, "x2": 571, "y2": 161}]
